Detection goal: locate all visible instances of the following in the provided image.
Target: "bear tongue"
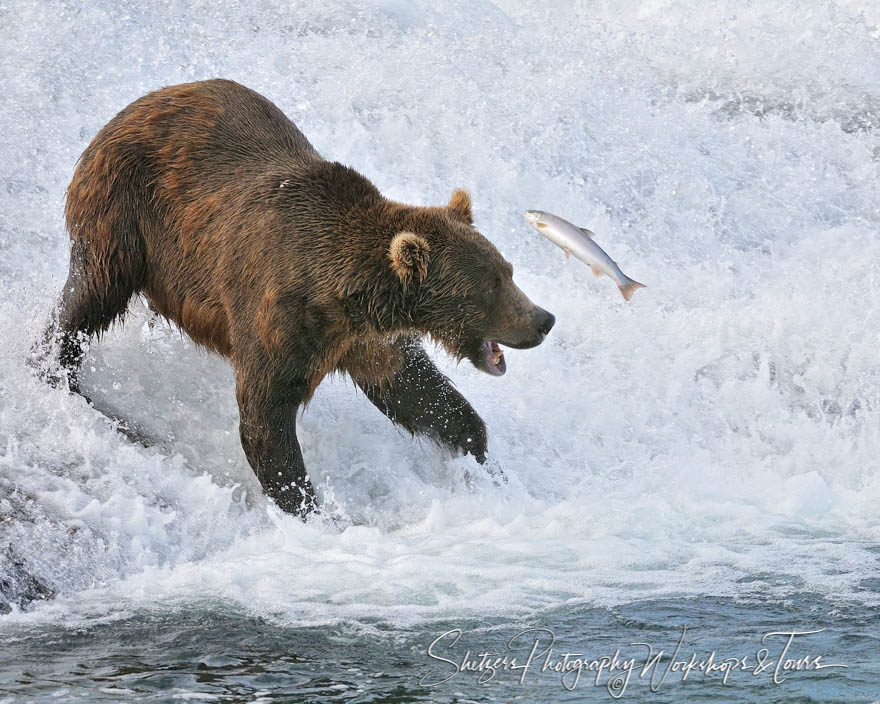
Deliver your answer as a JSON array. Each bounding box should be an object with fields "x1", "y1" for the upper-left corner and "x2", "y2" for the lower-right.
[{"x1": 486, "y1": 341, "x2": 506, "y2": 376}]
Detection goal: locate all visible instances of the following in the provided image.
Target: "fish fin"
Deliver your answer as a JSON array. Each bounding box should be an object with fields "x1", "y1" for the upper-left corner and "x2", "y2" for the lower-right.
[
  {"x1": 618, "y1": 279, "x2": 646, "y2": 302},
  {"x1": 590, "y1": 265, "x2": 602, "y2": 278},
  {"x1": 564, "y1": 247, "x2": 571, "y2": 261},
  {"x1": 579, "y1": 227, "x2": 595, "y2": 238}
]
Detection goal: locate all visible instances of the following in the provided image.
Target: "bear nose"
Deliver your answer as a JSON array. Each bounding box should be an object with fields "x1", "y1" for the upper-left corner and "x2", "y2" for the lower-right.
[{"x1": 537, "y1": 309, "x2": 555, "y2": 336}]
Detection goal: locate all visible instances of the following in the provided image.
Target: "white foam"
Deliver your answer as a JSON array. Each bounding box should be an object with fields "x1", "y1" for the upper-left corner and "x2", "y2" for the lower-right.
[{"x1": 1, "y1": 0, "x2": 879, "y2": 628}]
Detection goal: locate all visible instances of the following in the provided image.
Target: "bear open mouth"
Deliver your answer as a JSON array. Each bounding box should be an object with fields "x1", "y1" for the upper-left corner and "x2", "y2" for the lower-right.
[{"x1": 478, "y1": 340, "x2": 506, "y2": 376}]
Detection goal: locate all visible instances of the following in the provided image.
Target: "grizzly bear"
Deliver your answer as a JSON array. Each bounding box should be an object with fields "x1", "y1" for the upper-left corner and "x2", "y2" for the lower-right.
[{"x1": 43, "y1": 79, "x2": 555, "y2": 516}]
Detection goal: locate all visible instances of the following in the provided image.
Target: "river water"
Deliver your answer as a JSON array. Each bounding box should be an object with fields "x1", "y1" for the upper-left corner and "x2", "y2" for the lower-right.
[{"x1": 1, "y1": 0, "x2": 879, "y2": 701}]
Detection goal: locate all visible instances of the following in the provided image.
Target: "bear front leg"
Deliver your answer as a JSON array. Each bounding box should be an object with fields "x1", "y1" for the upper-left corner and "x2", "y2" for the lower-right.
[
  {"x1": 354, "y1": 337, "x2": 489, "y2": 463},
  {"x1": 235, "y1": 364, "x2": 316, "y2": 516}
]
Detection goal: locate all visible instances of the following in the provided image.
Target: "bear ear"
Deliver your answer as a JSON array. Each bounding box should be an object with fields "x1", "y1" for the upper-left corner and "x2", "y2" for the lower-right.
[
  {"x1": 448, "y1": 188, "x2": 473, "y2": 224},
  {"x1": 389, "y1": 231, "x2": 430, "y2": 286}
]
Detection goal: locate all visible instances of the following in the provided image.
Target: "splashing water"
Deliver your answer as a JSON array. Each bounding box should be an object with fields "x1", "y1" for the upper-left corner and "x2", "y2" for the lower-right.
[{"x1": 1, "y1": 0, "x2": 880, "y2": 699}]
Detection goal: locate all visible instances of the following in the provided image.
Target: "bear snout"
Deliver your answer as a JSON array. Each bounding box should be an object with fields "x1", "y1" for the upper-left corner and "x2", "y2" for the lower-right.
[
  {"x1": 496, "y1": 306, "x2": 555, "y2": 350},
  {"x1": 513, "y1": 307, "x2": 554, "y2": 348},
  {"x1": 536, "y1": 308, "x2": 555, "y2": 338}
]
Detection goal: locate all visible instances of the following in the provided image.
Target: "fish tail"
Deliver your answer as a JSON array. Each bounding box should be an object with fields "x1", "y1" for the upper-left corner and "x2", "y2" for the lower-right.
[{"x1": 618, "y1": 278, "x2": 646, "y2": 302}]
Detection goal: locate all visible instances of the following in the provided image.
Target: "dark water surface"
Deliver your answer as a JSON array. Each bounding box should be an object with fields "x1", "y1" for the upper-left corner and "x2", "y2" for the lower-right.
[
  {"x1": 3, "y1": 1, "x2": 880, "y2": 703},
  {"x1": 2, "y1": 594, "x2": 878, "y2": 703}
]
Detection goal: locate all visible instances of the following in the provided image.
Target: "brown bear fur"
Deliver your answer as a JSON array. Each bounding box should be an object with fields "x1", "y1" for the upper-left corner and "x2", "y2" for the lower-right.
[{"x1": 44, "y1": 79, "x2": 554, "y2": 515}]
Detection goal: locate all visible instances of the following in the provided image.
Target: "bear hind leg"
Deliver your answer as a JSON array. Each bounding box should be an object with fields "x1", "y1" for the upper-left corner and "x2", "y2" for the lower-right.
[{"x1": 40, "y1": 228, "x2": 146, "y2": 394}]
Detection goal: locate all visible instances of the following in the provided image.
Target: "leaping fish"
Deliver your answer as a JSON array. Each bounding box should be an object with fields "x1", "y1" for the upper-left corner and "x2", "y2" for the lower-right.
[{"x1": 524, "y1": 210, "x2": 646, "y2": 302}]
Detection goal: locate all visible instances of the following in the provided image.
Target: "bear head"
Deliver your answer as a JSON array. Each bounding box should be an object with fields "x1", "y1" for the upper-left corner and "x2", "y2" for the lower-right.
[{"x1": 387, "y1": 189, "x2": 555, "y2": 376}]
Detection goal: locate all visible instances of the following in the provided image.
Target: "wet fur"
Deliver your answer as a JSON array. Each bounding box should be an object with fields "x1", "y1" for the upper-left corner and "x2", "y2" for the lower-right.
[{"x1": 44, "y1": 79, "x2": 548, "y2": 516}]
